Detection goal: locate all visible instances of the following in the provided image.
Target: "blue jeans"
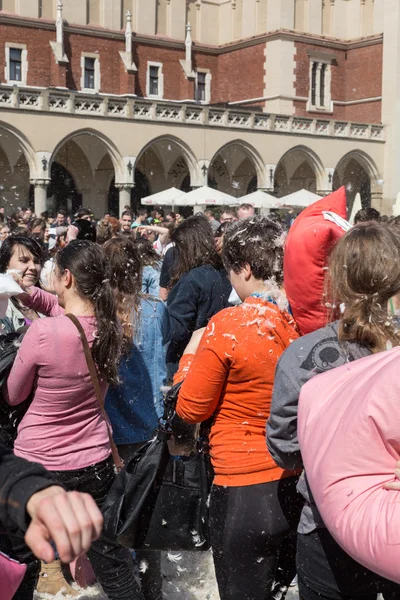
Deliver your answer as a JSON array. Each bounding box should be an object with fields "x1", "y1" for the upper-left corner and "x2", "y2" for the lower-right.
[{"x1": 9, "y1": 456, "x2": 144, "y2": 600}]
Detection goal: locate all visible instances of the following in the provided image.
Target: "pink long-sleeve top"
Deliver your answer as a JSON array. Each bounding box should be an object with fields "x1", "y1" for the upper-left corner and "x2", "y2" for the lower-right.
[{"x1": 6, "y1": 287, "x2": 110, "y2": 471}]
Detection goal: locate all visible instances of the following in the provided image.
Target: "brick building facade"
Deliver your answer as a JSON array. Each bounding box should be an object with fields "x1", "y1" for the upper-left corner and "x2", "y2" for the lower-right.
[
  {"x1": 0, "y1": 10, "x2": 384, "y2": 119},
  {"x1": 0, "y1": 0, "x2": 396, "y2": 217}
]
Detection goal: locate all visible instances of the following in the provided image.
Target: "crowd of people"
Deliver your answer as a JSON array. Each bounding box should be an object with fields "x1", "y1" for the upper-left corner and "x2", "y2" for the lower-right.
[{"x1": 1, "y1": 195, "x2": 400, "y2": 600}]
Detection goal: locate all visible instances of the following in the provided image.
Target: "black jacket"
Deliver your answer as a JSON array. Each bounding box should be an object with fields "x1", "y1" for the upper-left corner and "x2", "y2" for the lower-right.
[
  {"x1": 166, "y1": 264, "x2": 231, "y2": 367},
  {"x1": 0, "y1": 445, "x2": 57, "y2": 532}
]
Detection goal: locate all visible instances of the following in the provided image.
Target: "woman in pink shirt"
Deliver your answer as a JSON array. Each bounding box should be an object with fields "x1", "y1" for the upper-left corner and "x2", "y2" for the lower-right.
[{"x1": 5, "y1": 240, "x2": 144, "y2": 600}]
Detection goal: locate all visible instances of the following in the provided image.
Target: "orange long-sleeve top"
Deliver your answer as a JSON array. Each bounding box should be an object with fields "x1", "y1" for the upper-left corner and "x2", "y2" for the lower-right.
[{"x1": 174, "y1": 295, "x2": 300, "y2": 487}]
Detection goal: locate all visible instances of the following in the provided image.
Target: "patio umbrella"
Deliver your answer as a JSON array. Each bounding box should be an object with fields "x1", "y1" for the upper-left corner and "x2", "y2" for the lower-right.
[
  {"x1": 276, "y1": 189, "x2": 322, "y2": 208},
  {"x1": 349, "y1": 193, "x2": 362, "y2": 224},
  {"x1": 238, "y1": 190, "x2": 280, "y2": 209},
  {"x1": 141, "y1": 187, "x2": 185, "y2": 206},
  {"x1": 392, "y1": 192, "x2": 400, "y2": 217},
  {"x1": 178, "y1": 186, "x2": 237, "y2": 206}
]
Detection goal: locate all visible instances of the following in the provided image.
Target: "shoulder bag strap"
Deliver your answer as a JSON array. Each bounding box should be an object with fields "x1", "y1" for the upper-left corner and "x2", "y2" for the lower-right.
[{"x1": 65, "y1": 313, "x2": 124, "y2": 471}]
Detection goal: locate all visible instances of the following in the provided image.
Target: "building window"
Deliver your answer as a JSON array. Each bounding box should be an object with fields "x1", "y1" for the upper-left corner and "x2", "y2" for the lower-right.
[
  {"x1": 84, "y1": 57, "x2": 96, "y2": 89},
  {"x1": 10, "y1": 48, "x2": 22, "y2": 81},
  {"x1": 320, "y1": 64, "x2": 327, "y2": 107},
  {"x1": 146, "y1": 62, "x2": 164, "y2": 98},
  {"x1": 196, "y1": 72, "x2": 206, "y2": 101},
  {"x1": 5, "y1": 44, "x2": 27, "y2": 85},
  {"x1": 195, "y1": 70, "x2": 211, "y2": 103},
  {"x1": 307, "y1": 59, "x2": 332, "y2": 112},
  {"x1": 149, "y1": 66, "x2": 159, "y2": 95},
  {"x1": 80, "y1": 54, "x2": 100, "y2": 93},
  {"x1": 311, "y1": 62, "x2": 318, "y2": 107}
]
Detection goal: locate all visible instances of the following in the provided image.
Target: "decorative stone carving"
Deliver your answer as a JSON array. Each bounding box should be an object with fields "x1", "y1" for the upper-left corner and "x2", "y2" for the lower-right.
[
  {"x1": 50, "y1": 0, "x2": 69, "y2": 65},
  {"x1": 119, "y1": 11, "x2": 138, "y2": 74}
]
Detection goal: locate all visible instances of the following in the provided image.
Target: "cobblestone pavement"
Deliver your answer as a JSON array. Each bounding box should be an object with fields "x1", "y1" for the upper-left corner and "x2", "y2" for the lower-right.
[{"x1": 34, "y1": 550, "x2": 300, "y2": 599}]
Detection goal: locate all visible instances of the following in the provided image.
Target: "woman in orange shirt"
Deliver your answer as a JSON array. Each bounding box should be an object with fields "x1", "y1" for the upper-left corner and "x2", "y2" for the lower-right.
[{"x1": 175, "y1": 217, "x2": 302, "y2": 600}]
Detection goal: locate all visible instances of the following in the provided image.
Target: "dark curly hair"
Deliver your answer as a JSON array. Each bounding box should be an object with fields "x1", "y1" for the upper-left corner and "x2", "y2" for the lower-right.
[
  {"x1": 222, "y1": 216, "x2": 285, "y2": 285},
  {"x1": 134, "y1": 237, "x2": 161, "y2": 268}
]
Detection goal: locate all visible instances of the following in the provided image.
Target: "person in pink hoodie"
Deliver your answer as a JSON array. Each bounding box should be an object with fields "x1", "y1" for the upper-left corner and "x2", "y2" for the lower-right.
[{"x1": 268, "y1": 222, "x2": 400, "y2": 600}]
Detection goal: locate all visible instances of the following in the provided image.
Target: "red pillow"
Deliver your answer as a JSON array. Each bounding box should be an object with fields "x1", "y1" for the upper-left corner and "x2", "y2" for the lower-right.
[{"x1": 283, "y1": 187, "x2": 347, "y2": 335}]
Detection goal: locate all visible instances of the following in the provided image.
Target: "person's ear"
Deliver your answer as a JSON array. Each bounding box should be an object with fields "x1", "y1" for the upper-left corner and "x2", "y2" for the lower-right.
[
  {"x1": 63, "y1": 268, "x2": 73, "y2": 289},
  {"x1": 243, "y1": 263, "x2": 252, "y2": 281}
]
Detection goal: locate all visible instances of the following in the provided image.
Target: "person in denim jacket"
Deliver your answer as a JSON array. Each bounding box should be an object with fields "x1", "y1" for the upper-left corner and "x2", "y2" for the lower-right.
[
  {"x1": 105, "y1": 294, "x2": 170, "y2": 446},
  {"x1": 103, "y1": 237, "x2": 170, "y2": 600},
  {"x1": 136, "y1": 238, "x2": 162, "y2": 298}
]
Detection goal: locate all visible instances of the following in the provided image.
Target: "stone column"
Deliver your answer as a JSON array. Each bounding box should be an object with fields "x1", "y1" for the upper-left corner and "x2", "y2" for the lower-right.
[
  {"x1": 31, "y1": 179, "x2": 50, "y2": 216},
  {"x1": 116, "y1": 184, "x2": 135, "y2": 216}
]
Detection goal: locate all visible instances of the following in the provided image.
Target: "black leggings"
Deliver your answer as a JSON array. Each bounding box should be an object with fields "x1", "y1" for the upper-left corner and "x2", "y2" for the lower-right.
[
  {"x1": 8, "y1": 457, "x2": 144, "y2": 600},
  {"x1": 209, "y1": 476, "x2": 302, "y2": 600}
]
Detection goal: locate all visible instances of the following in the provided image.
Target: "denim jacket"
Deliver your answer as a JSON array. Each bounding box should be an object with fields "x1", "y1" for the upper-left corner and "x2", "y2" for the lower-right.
[
  {"x1": 105, "y1": 295, "x2": 170, "y2": 445},
  {"x1": 141, "y1": 264, "x2": 161, "y2": 297}
]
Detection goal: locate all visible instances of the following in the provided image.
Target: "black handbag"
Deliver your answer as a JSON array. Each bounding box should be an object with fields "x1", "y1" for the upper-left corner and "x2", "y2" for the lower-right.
[
  {"x1": 102, "y1": 381, "x2": 214, "y2": 551},
  {"x1": 0, "y1": 331, "x2": 31, "y2": 448}
]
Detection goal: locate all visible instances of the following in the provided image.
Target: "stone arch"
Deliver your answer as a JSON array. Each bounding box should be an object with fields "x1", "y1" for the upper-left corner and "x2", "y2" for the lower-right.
[
  {"x1": 333, "y1": 150, "x2": 380, "y2": 210},
  {"x1": 50, "y1": 128, "x2": 124, "y2": 182},
  {"x1": 0, "y1": 121, "x2": 37, "y2": 176},
  {"x1": 50, "y1": 129, "x2": 124, "y2": 216},
  {"x1": 46, "y1": 162, "x2": 81, "y2": 215},
  {"x1": 274, "y1": 145, "x2": 325, "y2": 197},
  {"x1": 208, "y1": 140, "x2": 265, "y2": 198},
  {"x1": 0, "y1": 122, "x2": 37, "y2": 211},
  {"x1": 135, "y1": 135, "x2": 200, "y2": 194}
]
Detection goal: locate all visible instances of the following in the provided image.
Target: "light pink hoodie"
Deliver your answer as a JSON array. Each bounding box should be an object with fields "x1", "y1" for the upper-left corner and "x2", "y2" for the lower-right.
[{"x1": 298, "y1": 346, "x2": 400, "y2": 584}]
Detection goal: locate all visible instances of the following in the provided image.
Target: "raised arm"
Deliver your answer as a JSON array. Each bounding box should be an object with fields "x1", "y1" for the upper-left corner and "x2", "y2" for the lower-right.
[{"x1": 20, "y1": 286, "x2": 64, "y2": 317}]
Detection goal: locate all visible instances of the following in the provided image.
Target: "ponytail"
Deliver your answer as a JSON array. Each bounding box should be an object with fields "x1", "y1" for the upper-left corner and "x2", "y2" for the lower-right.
[
  {"x1": 340, "y1": 294, "x2": 400, "y2": 353},
  {"x1": 102, "y1": 237, "x2": 142, "y2": 354},
  {"x1": 56, "y1": 240, "x2": 122, "y2": 384},
  {"x1": 328, "y1": 222, "x2": 400, "y2": 353},
  {"x1": 92, "y1": 281, "x2": 122, "y2": 384}
]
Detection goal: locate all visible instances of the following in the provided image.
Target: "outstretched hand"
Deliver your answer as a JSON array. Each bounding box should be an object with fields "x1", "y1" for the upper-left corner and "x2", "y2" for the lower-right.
[{"x1": 25, "y1": 486, "x2": 103, "y2": 563}]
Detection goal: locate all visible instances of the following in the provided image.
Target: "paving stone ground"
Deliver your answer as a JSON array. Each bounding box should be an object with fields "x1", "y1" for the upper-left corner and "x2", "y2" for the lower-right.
[{"x1": 34, "y1": 550, "x2": 300, "y2": 599}]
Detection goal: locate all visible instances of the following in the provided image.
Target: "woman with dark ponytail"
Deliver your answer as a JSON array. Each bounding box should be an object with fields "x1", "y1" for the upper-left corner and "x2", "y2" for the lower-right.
[{"x1": 4, "y1": 240, "x2": 144, "y2": 600}]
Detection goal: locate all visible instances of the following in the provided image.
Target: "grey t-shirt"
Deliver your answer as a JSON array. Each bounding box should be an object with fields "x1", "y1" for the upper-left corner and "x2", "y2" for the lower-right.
[{"x1": 267, "y1": 320, "x2": 370, "y2": 533}]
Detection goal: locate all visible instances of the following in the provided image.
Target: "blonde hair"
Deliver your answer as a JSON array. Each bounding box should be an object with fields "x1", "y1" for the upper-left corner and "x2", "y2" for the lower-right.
[{"x1": 328, "y1": 222, "x2": 400, "y2": 353}]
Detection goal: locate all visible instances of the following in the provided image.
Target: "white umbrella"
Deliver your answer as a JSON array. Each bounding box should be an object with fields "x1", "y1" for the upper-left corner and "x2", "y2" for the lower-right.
[
  {"x1": 392, "y1": 192, "x2": 400, "y2": 217},
  {"x1": 141, "y1": 187, "x2": 185, "y2": 206},
  {"x1": 239, "y1": 190, "x2": 279, "y2": 209},
  {"x1": 349, "y1": 193, "x2": 362, "y2": 225},
  {"x1": 178, "y1": 186, "x2": 237, "y2": 207},
  {"x1": 276, "y1": 189, "x2": 322, "y2": 208}
]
